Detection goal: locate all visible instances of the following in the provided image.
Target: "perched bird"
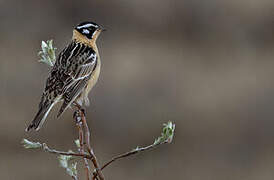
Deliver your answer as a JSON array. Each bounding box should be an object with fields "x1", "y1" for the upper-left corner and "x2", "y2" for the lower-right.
[{"x1": 26, "y1": 21, "x2": 104, "y2": 131}]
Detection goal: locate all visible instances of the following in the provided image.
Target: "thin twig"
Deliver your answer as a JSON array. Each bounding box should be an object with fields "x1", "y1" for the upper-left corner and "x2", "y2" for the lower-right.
[
  {"x1": 92, "y1": 141, "x2": 169, "y2": 179},
  {"x1": 92, "y1": 174, "x2": 99, "y2": 180},
  {"x1": 103, "y1": 141, "x2": 167, "y2": 170},
  {"x1": 72, "y1": 174, "x2": 78, "y2": 180},
  {"x1": 75, "y1": 110, "x2": 91, "y2": 180},
  {"x1": 42, "y1": 143, "x2": 91, "y2": 159}
]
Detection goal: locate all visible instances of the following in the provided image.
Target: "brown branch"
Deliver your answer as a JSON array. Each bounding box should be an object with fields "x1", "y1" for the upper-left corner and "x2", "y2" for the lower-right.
[
  {"x1": 82, "y1": 112, "x2": 104, "y2": 180},
  {"x1": 74, "y1": 103, "x2": 105, "y2": 180},
  {"x1": 103, "y1": 141, "x2": 167, "y2": 170},
  {"x1": 92, "y1": 141, "x2": 169, "y2": 179},
  {"x1": 72, "y1": 175, "x2": 78, "y2": 180},
  {"x1": 74, "y1": 110, "x2": 91, "y2": 180}
]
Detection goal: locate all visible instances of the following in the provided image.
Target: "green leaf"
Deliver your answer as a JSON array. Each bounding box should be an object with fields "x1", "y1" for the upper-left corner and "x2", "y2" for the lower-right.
[
  {"x1": 58, "y1": 153, "x2": 78, "y2": 178},
  {"x1": 38, "y1": 40, "x2": 57, "y2": 66},
  {"x1": 58, "y1": 155, "x2": 69, "y2": 168},
  {"x1": 74, "y1": 139, "x2": 80, "y2": 148},
  {"x1": 41, "y1": 41, "x2": 47, "y2": 51},
  {"x1": 21, "y1": 138, "x2": 42, "y2": 149},
  {"x1": 67, "y1": 162, "x2": 77, "y2": 177},
  {"x1": 163, "y1": 121, "x2": 175, "y2": 143},
  {"x1": 153, "y1": 121, "x2": 175, "y2": 145}
]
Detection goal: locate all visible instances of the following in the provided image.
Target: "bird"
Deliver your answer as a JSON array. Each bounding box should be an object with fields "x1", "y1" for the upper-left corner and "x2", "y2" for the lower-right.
[{"x1": 26, "y1": 21, "x2": 105, "y2": 131}]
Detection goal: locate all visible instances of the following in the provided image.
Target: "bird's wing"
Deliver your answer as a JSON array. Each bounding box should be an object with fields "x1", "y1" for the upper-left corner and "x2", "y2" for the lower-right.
[
  {"x1": 27, "y1": 41, "x2": 97, "y2": 131},
  {"x1": 55, "y1": 41, "x2": 98, "y2": 117}
]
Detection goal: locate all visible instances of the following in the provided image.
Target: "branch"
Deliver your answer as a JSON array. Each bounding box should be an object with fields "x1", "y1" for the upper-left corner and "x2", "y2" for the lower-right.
[
  {"x1": 74, "y1": 104, "x2": 105, "y2": 180},
  {"x1": 21, "y1": 138, "x2": 91, "y2": 180},
  {"x1": 101, "y1": 140, "x2": 168, "y2": 170},
  {"x1": 21, "y1": 139, "x2": 91, "y2": 159},
  {"x1": 43, "y1": 143, "x2": 91, "y2": 159},
  {"x1": 92, "y1": 121, "x2": 175, "y2": 179},
  {"x1": 74, "y1": 110, "x2": 92, "y2": 180}
]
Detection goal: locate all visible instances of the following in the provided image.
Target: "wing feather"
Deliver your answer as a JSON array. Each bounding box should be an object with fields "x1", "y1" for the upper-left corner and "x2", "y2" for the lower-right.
[
  {"x1": 56, "y1": 41, "x2": 97, "y2": 117},
  {"x1": 57, "y1": 78, "x2": 89, "y2": 117}
]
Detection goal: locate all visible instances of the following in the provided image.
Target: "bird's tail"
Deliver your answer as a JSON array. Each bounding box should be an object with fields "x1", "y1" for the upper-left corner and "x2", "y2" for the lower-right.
[{"x1": 26, "y1": 102, "x2": 54, "y2": 131}]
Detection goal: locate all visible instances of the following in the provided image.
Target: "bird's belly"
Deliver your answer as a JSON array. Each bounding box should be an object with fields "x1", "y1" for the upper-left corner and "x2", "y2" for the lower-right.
[
  {"x1": 77, "y1": 60, "x2": 101, "y2": 106},
  {"x1": 86, "y1": 63, "x2": 100, "y2": 95}
]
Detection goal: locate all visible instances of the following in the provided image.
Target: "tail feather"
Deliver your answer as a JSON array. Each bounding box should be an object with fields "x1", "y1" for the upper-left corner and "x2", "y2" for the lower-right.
[
  {"x1": 56, "y1": 101, "x2": 70, "y2": 118},
  {"x1": 56, "y1": 98, "x2": 76, "y2": 118},
  {"x1": 26, "y1": 103, "x2": 53, "y2": 131}
]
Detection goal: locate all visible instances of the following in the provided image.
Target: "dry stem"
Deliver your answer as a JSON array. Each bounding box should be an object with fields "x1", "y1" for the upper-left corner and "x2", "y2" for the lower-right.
[
  {"x1": 92, "y1": 141, "x2": 169, "y2": 179},
  {"x1": 74, "y1": 110, "x2": 91, "y2": 180},
  {"x1": 73, "y1": 103, "x2": 105, "y2": 180},
  {"x1": 42, "y1": 143, "x2": 91, "y2": 159}
]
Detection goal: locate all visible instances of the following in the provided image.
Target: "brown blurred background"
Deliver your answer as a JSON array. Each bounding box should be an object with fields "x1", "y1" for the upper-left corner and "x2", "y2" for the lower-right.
[{"x1": 1, "y1": 0, "x2": 274, "y2": 179}]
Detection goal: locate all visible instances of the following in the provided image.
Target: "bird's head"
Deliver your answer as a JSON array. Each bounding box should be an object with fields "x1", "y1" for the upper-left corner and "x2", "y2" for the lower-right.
[{"x1": 73, "y1": 21, "x2": 105, "y2": 45}]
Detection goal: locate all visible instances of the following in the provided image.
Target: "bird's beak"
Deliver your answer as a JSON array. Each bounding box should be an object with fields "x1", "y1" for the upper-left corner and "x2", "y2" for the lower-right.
[
  {"x1": 99, "y1": 25, "x2": 106, "y2": 32},
  {"x1": 100, "y1": 28, "x2": 106, "y2": 32}
]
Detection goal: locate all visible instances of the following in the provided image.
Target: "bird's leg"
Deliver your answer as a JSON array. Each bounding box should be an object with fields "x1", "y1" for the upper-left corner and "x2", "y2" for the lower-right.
[
  {"x1": 73, "y1": 102, "x2": 82, "y2": 111},
  {"x1": 73, "y1": 102, "x2": 86, "y2": 115}
]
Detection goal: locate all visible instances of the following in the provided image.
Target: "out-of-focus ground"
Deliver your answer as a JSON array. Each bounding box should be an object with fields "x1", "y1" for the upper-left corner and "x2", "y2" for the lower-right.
[{"x1": 1, "y1": 0, "x2": 274, "y2": 179}]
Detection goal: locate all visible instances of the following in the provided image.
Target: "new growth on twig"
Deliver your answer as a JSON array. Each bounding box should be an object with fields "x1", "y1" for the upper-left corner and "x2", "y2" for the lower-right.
[
  {"x1": 22, "y1": 40, "x2": 176, "y2": 180},
  {"x1": 38, "y1": 40, "x2": 56, "y2": 66}
]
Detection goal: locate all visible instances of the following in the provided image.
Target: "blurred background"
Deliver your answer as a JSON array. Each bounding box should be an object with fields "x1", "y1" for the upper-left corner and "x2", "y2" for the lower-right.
[{"x1": 0, "y1": 0, "x2": 274, "y2": 179}]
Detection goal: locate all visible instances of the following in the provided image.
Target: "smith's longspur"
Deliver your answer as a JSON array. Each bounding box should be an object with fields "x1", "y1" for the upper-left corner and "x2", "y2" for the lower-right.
[{"x1": 26, "y1": 21, "x2": 104, "y2": 131}]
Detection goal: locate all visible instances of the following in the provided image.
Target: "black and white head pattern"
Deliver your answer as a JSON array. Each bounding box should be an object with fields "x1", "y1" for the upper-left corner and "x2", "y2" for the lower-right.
[{"x1": 75, "y1": 22, "x2": 101, "y2": 39}]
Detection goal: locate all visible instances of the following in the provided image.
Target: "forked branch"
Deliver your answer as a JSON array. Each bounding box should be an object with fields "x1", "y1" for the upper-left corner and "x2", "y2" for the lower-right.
[{"x1": 73, "y1": 104, "x2": 105, "y2": 180}]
